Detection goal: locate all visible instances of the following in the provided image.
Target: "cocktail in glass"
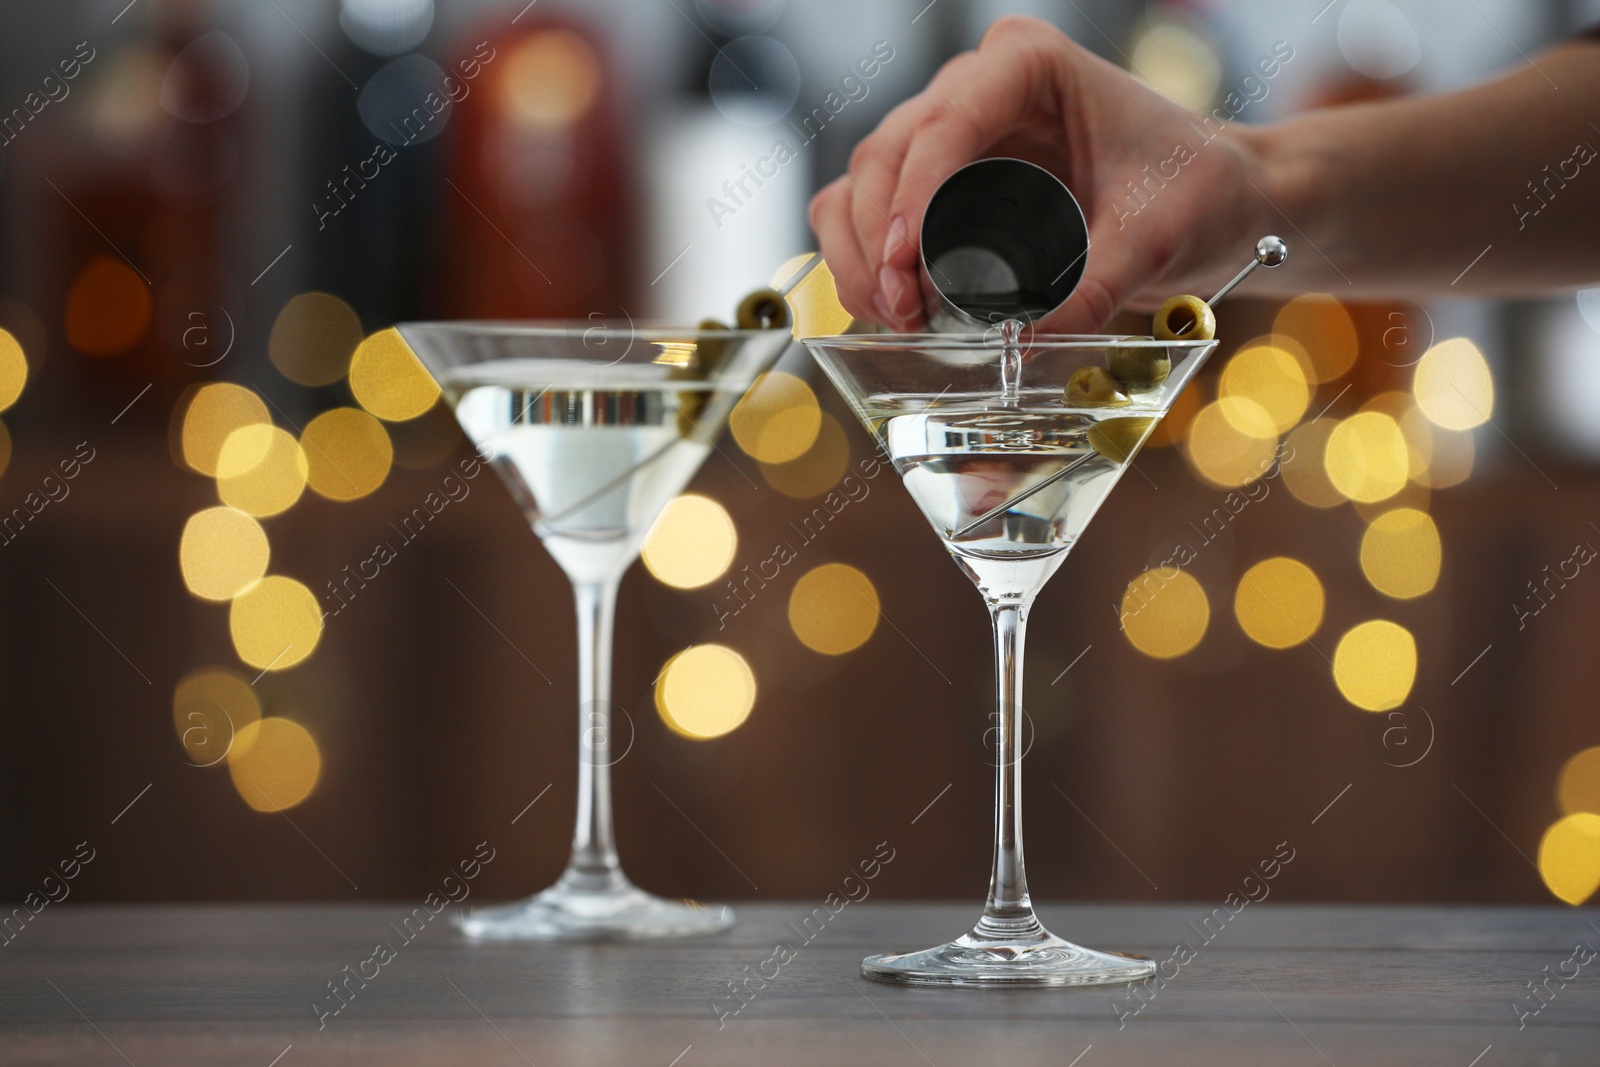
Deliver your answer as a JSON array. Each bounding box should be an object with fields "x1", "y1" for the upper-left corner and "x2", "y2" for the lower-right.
[
  {"x1": 400, "y1": 322, "x2": 793, "y2": 940},
  {"x1": 803, "y1": 326, "x2": 1218, "y2": 984}
]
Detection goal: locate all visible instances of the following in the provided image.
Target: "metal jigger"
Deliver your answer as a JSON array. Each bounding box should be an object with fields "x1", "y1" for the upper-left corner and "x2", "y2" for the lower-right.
[{"x1": 919, "y1": 158, "x2": 1090, "y2": 333}]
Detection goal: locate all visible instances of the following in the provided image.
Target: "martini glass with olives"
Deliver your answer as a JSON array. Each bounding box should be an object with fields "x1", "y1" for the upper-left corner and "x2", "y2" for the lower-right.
[
  {"x1": 398, "y1": 290, "x2": 793, "y2": 941},
  {"x1": 803, "y1": 314, "x2": 1230, "y2": 985}
]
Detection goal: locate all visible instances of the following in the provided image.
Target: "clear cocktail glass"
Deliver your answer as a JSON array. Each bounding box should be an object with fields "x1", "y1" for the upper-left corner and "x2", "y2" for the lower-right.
[
  {"x1": 803, "y1": 327, "x2": 1218, "y2": 984},
  {"x1": 401, "y1": 322, "x2": 793, "y2": 940}
]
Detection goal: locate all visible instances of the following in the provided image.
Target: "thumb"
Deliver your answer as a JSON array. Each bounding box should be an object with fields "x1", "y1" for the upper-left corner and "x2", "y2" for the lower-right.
[{"x1": 1038, "y1": 216, "x2": 1148, "y2": 334}]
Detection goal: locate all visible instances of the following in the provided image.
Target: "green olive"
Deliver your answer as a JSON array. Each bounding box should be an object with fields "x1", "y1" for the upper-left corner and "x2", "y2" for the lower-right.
[
  {"x1": 1064, "y1": 366, "x2": 1131, "y2": 407},
  {"x1": 1087, "y1": 416, "x2": 1155, "y2": 464},
  {"x1": 736, "y1": 288, "x2": 791, "y2": 330},
  {"x1": 1106, "y1": 342, "x2": 1170, "y2": 393},
  {"x1": 1152, "y1": 295, "x2": 1215, "y2": 341}
]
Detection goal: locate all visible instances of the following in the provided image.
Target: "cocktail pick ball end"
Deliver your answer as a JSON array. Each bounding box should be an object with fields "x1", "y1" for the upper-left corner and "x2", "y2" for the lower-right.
[{"x1": 1256, "y1": 236, "x2": 1288, "y2": 268}]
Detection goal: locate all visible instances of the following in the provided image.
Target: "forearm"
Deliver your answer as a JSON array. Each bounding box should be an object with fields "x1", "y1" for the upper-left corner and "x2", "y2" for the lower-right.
[{"x1": 1245, "y1": 38, "x2": 1600, "y2": 298}]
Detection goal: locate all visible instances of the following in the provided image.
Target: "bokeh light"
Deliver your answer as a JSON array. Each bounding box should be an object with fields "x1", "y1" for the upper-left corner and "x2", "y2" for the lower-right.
[
  {"x1": 349, "y1": 328, "x2": 440, "y2": 422},
  {"x1": 501, "y1": 30, "x2": 602, "y2": 128},
  {"x1": 1364, "y1": 392, "x2": 1431, "y2": 482},
  {"x1": 1120, "y1": 568, "x2": 1209, "y2": 659},
  {"x1": 729, "y1": 371, "x2": 821, "y2": 464},
  {"x1": 1219, "y1": 342, "x2": 1309, "y2": 437},
  {"x1": 229, "y1": 575, "x2": 323, "y2": 671},
  {"x1": 1557, "y1": 746, "x2": 1600, "y2": 816},
  {"x1": 1415, "y1": 417, "x2": 1475, "y2": 488},
  {"x1": 774, "y1": 257, "x2": 853, "y2": 340},
  {"x1": 1281, "y1": 419, "x2": 1345, "y2": 508},
  {"x1": 179, "y1": 506, "x2": 269, "y2": 602},
  {"x1": 1234, "y1": 557, "x2": 1324, "y2": 649},
  {"x1": 1360, "y1": 508, "x2": 1441, "y2": 599},
  {"x1": 389, "y1": 402, "x2": 466, "y2": 470},
  {"x1": 1414, "y1": 338, "x2": 1494, "y2": 430},
  {"x1": 655, "y1": 644, "x2": 756, "y2": 739},
  {"x1": 1332, "y1": 620, "x2": 1416, "y2": 711},
  {"x1": 1273, "y1": 294, "x2": 1358, "y2": 383},
  {"x1": 228, "y1": 717, "x2": 323, "y2": 812},
  {"x1": 760, "y1": 412, "x2": 850, "y2": 498},
  {"x1": 641, "y1": 493, "x2": 737, "y2": 589},
  {"x1": 1324, "y1": 411, "x2": 1408, "y2": 503},
  {"x1": 1130, "y1": 19, "x2": 1221, "y2": 111},
  {"x1": 301, "y1": 407, "x2": 393, "y2": 502},
  {"x1": 1538, "y1": 813, "x2": 1600, "y2": 905},
  {"x1": 65, "y1": 256, "x2": 151, "y2": 357},
  {"x1": 788, "y1": 563, "x2": 879, "y2": 655},
  {"x1": 216, "y1": 425, "x2": 308, "y2": 517},
  {"x1": 181, "y1": 383, "x2": 271, "y2": 477},
  {"x1": 1183, "y1": 399, "x2": 1279, "y2": 487},
  {"x1": 269, "y1": 293, "x2": 364, "y2": 387},
  {"x1": 0, "y1": 328, "x2": 28, "y2": 413},
  {"x1": 172, "y1": 667, "x2": 261, "y2": 765}
]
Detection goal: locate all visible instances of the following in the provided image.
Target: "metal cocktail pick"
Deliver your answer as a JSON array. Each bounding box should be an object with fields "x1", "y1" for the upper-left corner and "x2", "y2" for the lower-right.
[{"x1": 947, "y1": 236, "x2": 1290, "y2": 540}]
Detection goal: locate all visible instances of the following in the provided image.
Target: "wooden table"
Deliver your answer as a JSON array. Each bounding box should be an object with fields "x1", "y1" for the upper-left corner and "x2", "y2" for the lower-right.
[{"x1": 1, "y1": 903, "x2": 1595, "y2": 1065}]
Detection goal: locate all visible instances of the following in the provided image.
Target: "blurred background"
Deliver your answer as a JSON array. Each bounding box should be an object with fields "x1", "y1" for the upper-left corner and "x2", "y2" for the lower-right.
[{"x1": 2, "y1": 0, "x2": 1599, "y2": 913}]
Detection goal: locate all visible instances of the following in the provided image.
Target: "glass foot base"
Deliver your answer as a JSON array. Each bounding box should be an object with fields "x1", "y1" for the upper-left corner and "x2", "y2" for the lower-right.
[
  {"x1": 862, "y1": 924, "x2": 1154, "y2": 987},
  {"x1": 455, "y1": 881, "x2": 732, "y2": 942}
]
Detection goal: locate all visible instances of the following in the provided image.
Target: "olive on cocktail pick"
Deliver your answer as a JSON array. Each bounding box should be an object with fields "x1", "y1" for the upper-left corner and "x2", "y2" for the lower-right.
[
  {"x1": 1065, "y1": 365, "x2": 1131, "y2": 406},
  {"x1": 736, "y1": 288, "x2": 791, "y2": 330},
  {"x1": 1152, "y1": 294, "x2": 1216, "y2": 342},
  {"x1": 1088, "y1": 416, "x2": 1156, "y2": 464},
  {"x1": 1106, "y1": 340, "x2": 1170, "y2": 393}
]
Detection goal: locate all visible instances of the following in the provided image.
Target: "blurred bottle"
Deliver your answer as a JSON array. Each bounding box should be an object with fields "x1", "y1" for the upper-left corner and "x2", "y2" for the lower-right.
[
  {"x1": 433, "y1": 12, "x2": 636, "y2": 321},
  {"x1": 30, "y1": 0, "x2": 248, "y2": 424}
]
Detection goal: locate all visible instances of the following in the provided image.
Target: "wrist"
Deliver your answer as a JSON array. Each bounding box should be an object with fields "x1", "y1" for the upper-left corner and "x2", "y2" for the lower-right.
[{"x1": 1229, "y1": 118, "x2": 1323, "y2": 292}]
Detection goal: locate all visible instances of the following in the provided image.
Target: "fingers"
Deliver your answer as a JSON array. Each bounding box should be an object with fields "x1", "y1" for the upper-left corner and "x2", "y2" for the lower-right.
[
  {"x1": 880, "y1": 38, "x2": 1050, "y2": 321},
  {"x1": 808, "y1": 178, "x2": 881, "y2": 323}
]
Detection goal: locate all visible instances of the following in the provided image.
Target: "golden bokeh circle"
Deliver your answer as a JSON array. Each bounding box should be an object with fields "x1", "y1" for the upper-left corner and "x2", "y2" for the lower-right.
[
  {"x1": 788, "y1": 563, "x2": 879, "y2": 655},
  {"x1": 1537, "y1": 812, "x2": 1600, "y2": 905},
  {"x1": 1273, "y1": 294, "x2": 1358, "y2": 383},
  {"x1": 1413, "y1": 337, "x2": 1494, "y2": 431},
  {"x1": 1219, "y1": 343, "x2": 1309, "y2": 437},
  {"x1": 0, "y1": 328, "x2": 28, "y2": 413},
  {"x1": 1557, "y1": 746, "x2": 1600, "y2": 817},
  {"x1": 229, "y1": 575, "x2": 323, "y2": 671},
  {"x1": 173, "y1": 667, "x2": 261, "y2": 765},
  {"x1": 65, "y1": 256, "x2": 151, "y2": 357},
  {"x1": 1360, "y1": 508, "x2": 1441, "y2": 600},
  {"x1": 1183, "y1": 399, "x2": 1279, "y2": 488},
  {"x1": 181, "y1": 383, "x2": 271, "y2": 476},
  {"x1": 216, "y1": 425, "x2": 308, "y2": 517},
  {"x1": 1332, "y1": 620, "x2": 1416, "y2": 711},
  {"x1": 779, "y1": 258, "x2": 853, "y2": 340},
  {"x1": 268, "y1": 292, "x2": 363, "y2": 387},
  {"x1": 760, "y1": 412, "x2": 850, "y2": 498},
  {"x1": 179, "y1": 506, "x2": 270, "y2": 601},
  {"x1": 228, "y1": 717, "x2": 323, "y2": 812},
  {"x1": 1234, "y1": 557, "x2": 1324, "y2": 650},
  {"x1": 349, "y1": 328, "x2": 441, "y2": 422},
  {"x1": 1324, "y1": 411, "x2": 1409, "y2": 503},
  {"x1": 301, "y1": 407, "x2": 393, "y2": 502},
  {"x1": 729, "y1": 371, "x2": 821, "y2": 464},
  {"x1": 655, "y1": 644, "x2": 756, "y2": 739},
  {"x1": 641, "y1": 493, "x2": 737, "y2": 590},
  {"x1": 1120, "y1": 568, "x2": 1209, "y2": 659}
]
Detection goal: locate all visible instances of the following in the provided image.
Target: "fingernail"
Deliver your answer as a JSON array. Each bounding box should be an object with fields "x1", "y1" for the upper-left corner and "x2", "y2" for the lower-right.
[
  {"x1": 882, "y1": 217, "x2": 909, "y2": 263},
  {"x1": 871, "y1": 292, "x2": 897, "y2": 327},
  {"x1": 879, "y1": 265, "x2": 908, "y2": 316}
]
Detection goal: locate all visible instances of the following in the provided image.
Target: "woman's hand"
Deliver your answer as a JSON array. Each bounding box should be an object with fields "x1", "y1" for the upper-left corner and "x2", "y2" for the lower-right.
[{"x1": 809, "y1": 16, "x2": 1272, "y2": 332}]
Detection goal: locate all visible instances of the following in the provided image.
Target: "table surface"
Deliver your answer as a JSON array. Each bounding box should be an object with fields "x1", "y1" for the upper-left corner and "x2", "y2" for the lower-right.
[{"x1": 1, "y1": 902, "x2": 1596, "y2": 1066}]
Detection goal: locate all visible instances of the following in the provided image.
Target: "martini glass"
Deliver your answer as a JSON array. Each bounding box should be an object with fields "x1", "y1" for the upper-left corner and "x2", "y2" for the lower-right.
[
  {"x1": 803, "y1": 327, "x2": 1218, "y2": 985},
  {"x1": 399, "y1": 322, "x2": 793, "y2": 940}
]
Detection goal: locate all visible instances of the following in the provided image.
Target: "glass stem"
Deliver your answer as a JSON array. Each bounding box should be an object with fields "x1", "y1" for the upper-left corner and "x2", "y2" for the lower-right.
[
  {"x1": 975, "y1": 598, "x2": 1043, "y2": 940},
  {"x1": 562, "y1": 577, "x2": 628, "y2": 893}
]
